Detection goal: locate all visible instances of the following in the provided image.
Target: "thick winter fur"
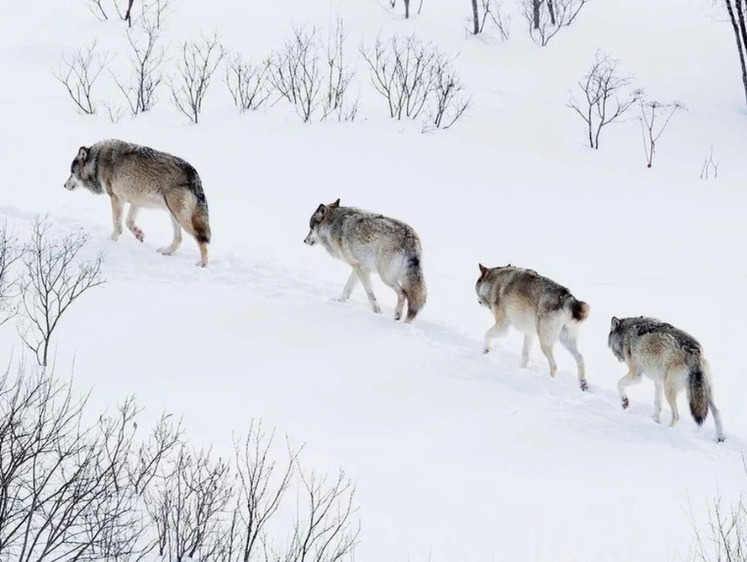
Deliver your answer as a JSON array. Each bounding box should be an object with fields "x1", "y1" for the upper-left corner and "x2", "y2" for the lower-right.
[
  {"x1": 475, "y1": 264, "x2": 590, "y2": 391},
  {"x1": 64, "y1": 139, "x2": 211, "y2": 267},
  {"x1": 304, "y1": 199, "x2": 426, "y2": 323},
  {"x1": 608, "y1": 316, "x2": 725, "y2": 442}
]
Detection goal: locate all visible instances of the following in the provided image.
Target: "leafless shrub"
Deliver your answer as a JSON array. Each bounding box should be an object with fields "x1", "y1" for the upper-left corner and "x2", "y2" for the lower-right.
[
  {"x1": 428, "y1": 54, "x2": 470, "y2": 130},
  {"x1": 362, "y1": 35, "x2": 470, "y2": 129},
  {"x1": 638, "y1": 98, "x2": 685, "y2": 168},
  {"x1": 689, "y1": 492, "x2": 747, "y2": 561},
  {"x1": 0, "y1": 367, "x2": 144, "y2": 562},
  {"x1": 113, "y1": 20, "x2": 165, "y2": 116},
  {"x1": 269, "y1": 24, "x2": 358, "y2": 123},
  {"x1": 170, "y1": 34, "x2": 226, "y2": 124},
  {"x1": 87, "y1": 0, "x2": 110, "y2": 21},
  {"x1": 0, "y1": 225, "x2": 20, "y2": 326},
  {"x1": 143, "y1": 444, "x2": 233, "y2": 561},
  {"x1": 521, "y1": 0, "x2": 589, "y2": 46},
  {"x1": 54, "y1": 41, "x2": 110, "y2": 115},
  {"x1": 281, "y1": 468, "x2": 359, "y2": 562},
  {"x1": 225, "y1": 55, "x2": 272, "y2": 112},
  {"x1": 17, "y1": 219, "x2": 104, "y2": 368},
  {"x1": 104, "y1": 101, "x2": 127, "y2": 123},
  {"x1": 471, "y1": 0, "x2": 511, "y2": 39},
  {"x1": 567, "y1": 51, "x2": 642, "y2": 149},
  {"x1": 700, "y1": 146, "x2": 719, "y2": 179}
]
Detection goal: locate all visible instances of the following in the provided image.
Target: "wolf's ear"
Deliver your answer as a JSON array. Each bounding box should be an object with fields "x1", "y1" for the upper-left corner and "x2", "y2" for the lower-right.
[
  {"x1": 330, "y1": 198, "x2": 340, "y2": 208},
  {"x1": 478, "y1": 263, "x2": 489, "y2": 274},
  {"x1": 77, "y1": 146, "x2": 89, "y2": 161},
  {"x1": 610, "y1": 317, "x2": 621, "y2": 331},
  {"x1": 315, "y1": 204, "x2": 326, "y2": 214}
]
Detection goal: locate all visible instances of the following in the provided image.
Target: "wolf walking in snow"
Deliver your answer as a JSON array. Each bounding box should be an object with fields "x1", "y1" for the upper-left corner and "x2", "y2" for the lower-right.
[
  {"x1": 475, "y1": 264, "x2": 589, "y2": 391},
  {"x1": 608, "y1": 316, "x2": 725, "y2": 442},
  {"x1": 303, "y1": 199, "x2": 427, "y2": 323},
  {"x1": 64, "y1": 139, "x2": 211, "y2": 267}
]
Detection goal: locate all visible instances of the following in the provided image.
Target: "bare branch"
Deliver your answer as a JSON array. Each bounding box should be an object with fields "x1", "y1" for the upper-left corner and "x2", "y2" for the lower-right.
[{"x1": 170, "y1": 33, "x2": 226, "y2": 124}]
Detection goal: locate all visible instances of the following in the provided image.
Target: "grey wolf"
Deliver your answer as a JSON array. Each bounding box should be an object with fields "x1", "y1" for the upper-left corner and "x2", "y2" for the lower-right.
[
  {"x1": 475, "y1": 264, "x2": 589, "y2": 391},
  {"x1": 64, "y1": 139, "x2": 211, "y2": 267},
  {"x1": 608, "y1": 316, "x2": 725, "y2": 442},
  {"x1": 304, "y1": 199, "x2": 426, "y2": 323}
]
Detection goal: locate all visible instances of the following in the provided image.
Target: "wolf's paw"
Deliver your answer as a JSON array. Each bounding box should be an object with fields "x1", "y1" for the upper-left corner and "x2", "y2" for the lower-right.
[
  {"x1": 579, "y1": 379, "x2": 589, "y2": 392},
  {"x1": 621, "y1": 397, "x2": 629, "y2": 409},
  {"x1": 131, "y1": 227, "x2": 145, "y2": 242},
  {"x1": 110, "y1": 231, "x2": 122, "y2": 241},
  {"x1": 196, "y1": 259, "x2": 207, "y2": 268},
  {"x1": 394, "y1": 312, "x2": 402, "y2": 321},
  {"x1": 716, "y1": 434, "x2": 726, "y2": 443},
  {"x1": 372, "y1": 305, "x2": 382, "y2": 314},
  {"x1": 652, "y1": 414, "x2": 661, "y2": 424},
  {"x1": 482, "y1": 347, "x2": 491, "y2": 355},
  {"x1": 158, "y1": 247, "x2": 175, "y2": 256}
]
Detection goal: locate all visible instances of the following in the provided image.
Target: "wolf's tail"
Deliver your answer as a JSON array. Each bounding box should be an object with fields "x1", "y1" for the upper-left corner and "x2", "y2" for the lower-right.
[
  {"x1": 189, "y1": 173, "x2": 211, "y2": 244},
  {"x1": 402, "y1": 254, "x2": 427, "y2": 323},
  {"x1": 687, "y1": 366, "x2": 709, "y2": 425},
  {"x1": 567, "y1": 297, "x2": 590, "y2": 323}
]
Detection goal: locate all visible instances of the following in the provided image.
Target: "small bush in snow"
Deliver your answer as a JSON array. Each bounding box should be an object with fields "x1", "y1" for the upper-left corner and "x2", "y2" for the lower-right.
[
  {"x1": 54, "y1": 40, "x2": 110, "y2": 115},
  {"x1": 268, "y1": 22, "x2": 358, "y2": 123},
  {"x1": 700, "y1": 146, "x2": 719, "y2": 179},
  {"x1": 638, "y1": 98, "x2": 685, "y2": 168},
  {"x1": 170, "y1": 33, "x2": 226, "y2": 124},
  {"x1": 362, "y1": 35, "x2": 470, "y2": 130},
  {"x1": 567, "y1": 51, "x2": 641, "y2": 149},
  {"x1": 225, "y1": 54, "x2": 272, "y2": 112},
  {"x1": 17, "y1": 218, "x2": 104, "y2": 368},
  {"x1": 521, "y1": 0, "x2": 589, "y2": 46},
  {"x1": 113, "y1": 19, "x2": 166, "y2": 116},
  {"x1": 470, "y1": 0, "x2": 511, "y2": 39},
  {"x1": 0, "y1": 224, "x2": 20, "y2": 326}
]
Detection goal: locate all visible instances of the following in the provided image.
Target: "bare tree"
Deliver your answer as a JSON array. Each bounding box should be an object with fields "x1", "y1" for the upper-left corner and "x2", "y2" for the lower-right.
[
  {"x1": 221, "y1": 422, "x2": 300, "y2": 562},
  {"x1": 170, "y1": 34, "x2": 225, "y2": 124},
  {"x1": 269, "y1": 24, "x2": 357, "y2": 123},
  {"x1": 362, "y1": 35, "x2": 470, "y2": 129},
  {"x1": 521, "y1": 0, "x2": 589, "y2": 46},
  {"x1": 282, "y1": 468, "x2": 359, "y2": 562},
  {"x1": 113, "y1": 20, "x2": 165, "y2": 116},
  {"x1": 700, "y1": 146, "x2": 719, "y2": 179},
  {"x1": 54, "y1": 41, "x2": 110, "y2": 115},
  {"x1": 567, "y1": 51, "x2": 641, "y2": 149},
  {"x1": 0, "y1": 225, "x2": 20, "y2": 326},
  {"x1": 471, "y1": 0, "x2": 511, "y2": 39},
  {"x1": 87, "y1": 0, "x2": 110, "y2": 20},
  {"x1": 719, "y1": 0, "x2": 747, "y2": 107},
  {"x1": 638, "y1": 99, "x2": 685, "y2": 168},
  {"x1": 428, "y1": 54, "x2": 470, "y2": 129},
  {"x1": 362, "y1": 35, "x2": 436, "y2": 120},
  {"x1": 225, "y1": 55, "x2": 272, "y2": 112},
  {"x1": 18, "y1": 219, "x2": 104, "y2": 368}
]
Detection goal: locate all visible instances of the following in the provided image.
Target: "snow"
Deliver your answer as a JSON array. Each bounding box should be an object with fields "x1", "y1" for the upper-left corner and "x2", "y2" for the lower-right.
[{"x1": 1, "y1": 0, "x2": 747, "y2": 559}]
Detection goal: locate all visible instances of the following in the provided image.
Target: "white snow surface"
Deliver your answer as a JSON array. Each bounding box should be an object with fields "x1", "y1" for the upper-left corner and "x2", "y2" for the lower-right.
[{"x1": 1, "y1": 0, "x2": 747, "y2": 560}]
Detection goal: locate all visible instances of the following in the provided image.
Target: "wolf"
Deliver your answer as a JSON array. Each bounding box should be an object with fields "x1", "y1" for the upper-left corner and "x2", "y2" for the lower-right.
[
  {"x1": 64, "y1": 139, "x2": 211, "y2": 267},
  {"x1": 608, "y1": 316, "x2": 725, "y2": 442},
  {"x1": 303, "y1": 199, "x2": 427, "y2": 323},
  {"x1": 475, "y1": 264, "x2": 590, "y2": 391}
]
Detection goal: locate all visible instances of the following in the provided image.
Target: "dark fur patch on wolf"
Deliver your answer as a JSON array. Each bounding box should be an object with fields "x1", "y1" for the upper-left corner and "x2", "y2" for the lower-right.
[{"x1": 634, "y1": 318, "x2": 701, "y2": 353}]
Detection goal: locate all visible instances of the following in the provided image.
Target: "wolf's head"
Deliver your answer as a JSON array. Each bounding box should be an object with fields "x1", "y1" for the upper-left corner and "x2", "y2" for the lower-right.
[
  {"x1": 304, "y1": 198, "x2": 339, "y2": 246},
  {"x1": 475, "y1": 263, "x2": 492, "y2": 307},
  {"x1": 64, "y1": 146, "x2": 102, "y2": 193},
  {"x1": 608, "y1": 317, "x2": 626, "y2": 362}
]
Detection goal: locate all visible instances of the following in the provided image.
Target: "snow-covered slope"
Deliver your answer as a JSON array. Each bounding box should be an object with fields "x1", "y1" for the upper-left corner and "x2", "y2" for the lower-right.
[{"x1": 1, "y1": 0, "x2": 746, "y2": 559}]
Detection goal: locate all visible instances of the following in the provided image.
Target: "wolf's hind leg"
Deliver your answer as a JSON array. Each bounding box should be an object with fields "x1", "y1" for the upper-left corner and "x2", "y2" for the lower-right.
[
  {"x1": 560, "y1": 326, "x2": 587, "y2": 391},
  {"x1": 355, "y1": 267, "x2": 381, "y2": 314},
  {"x1": 709, "y1": 395, "x2": 725, "y2": 442},
  {"x1": 664, "y1": 374, "x2": 680, "y2": 427},
  {"x1": 617, "y1": 367, "x2": 641, "y2": 409},
  {"x1": 158, "y1": 213, "x2": 183, "y2": 256},
  {"x1": 126, "y1": 205, "x2": 145, "y2": 242},
  {"x1": 110, "y1": 195, "x2": 124, "y2": 241},
  {"x1": 653, "y1": 381, "x2": 663, "y2": 423},
  {"x1": 538, "y1": 320, "x2": 563, "y2": 378}
]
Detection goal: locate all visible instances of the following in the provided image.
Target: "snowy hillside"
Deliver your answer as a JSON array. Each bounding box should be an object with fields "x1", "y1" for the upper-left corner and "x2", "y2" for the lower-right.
[{"x1": 1, "y1": 0, "x2": 747, "y2": 560}]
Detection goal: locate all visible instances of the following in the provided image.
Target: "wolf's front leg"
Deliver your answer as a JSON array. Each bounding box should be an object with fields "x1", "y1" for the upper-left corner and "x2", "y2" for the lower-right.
[
  {"x1": 355, "y1": 267, "x2": 381, "y2": 314},
  {"x1": 617, "y1": 368, "x2": 641, "y2": 409},
  {"x1": 653, "y1": 381, "x2": 663, "y2": 423},
  {"x1": 482, "y1": 319, "x2": 508, "y2": 354},
  {"x1": 110, "y1": 195, "x2": 124, "y2": 241},
  {"x1": 158, "y1": 214, "x2": 183, "y2": 256},
  {"x1": 126, "y1": 205, "x2": 145, "y2": 242},
  {"x1": 338, "y1": 270, "x2": 359, "y2": 302},
  {"x1": 520, "y1": 334, "x2": 533, "y2": 367}
]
